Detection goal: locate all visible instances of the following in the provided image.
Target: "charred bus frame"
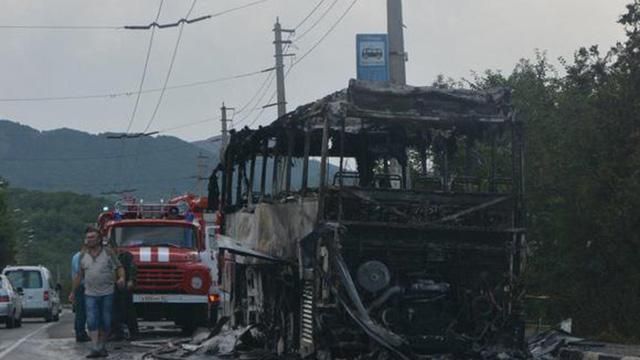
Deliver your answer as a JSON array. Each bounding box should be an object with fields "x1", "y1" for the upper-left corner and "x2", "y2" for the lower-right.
[{"x1": 215, "y1": 80, "x2": 526, "y2": 358}]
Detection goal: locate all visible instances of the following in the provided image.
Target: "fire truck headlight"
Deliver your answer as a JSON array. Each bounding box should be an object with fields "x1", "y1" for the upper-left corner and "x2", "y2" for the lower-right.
[{"x1": 190, "y1": 275, "x2": 203, "y2": 290}]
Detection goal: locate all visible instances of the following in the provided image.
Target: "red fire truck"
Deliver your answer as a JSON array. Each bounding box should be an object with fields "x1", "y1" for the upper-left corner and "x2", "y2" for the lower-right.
[{"x1": 97, "y1": 195, "x2": 220, "y2": 332}]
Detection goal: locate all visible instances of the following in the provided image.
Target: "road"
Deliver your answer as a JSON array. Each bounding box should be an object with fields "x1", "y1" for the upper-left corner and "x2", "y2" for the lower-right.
[{"x1": 0, "y1": 310, "x2": 188, "y2": 360}]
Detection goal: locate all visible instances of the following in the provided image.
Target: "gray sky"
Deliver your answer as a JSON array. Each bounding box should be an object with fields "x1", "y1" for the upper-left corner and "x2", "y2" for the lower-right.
[{"x1": 0, "y1": 0, "x2": 630, "y2": 142}]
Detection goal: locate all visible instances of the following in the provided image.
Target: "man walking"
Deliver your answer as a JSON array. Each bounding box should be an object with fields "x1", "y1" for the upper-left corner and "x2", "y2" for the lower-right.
[
  {"x1": 71, "y1": 245, "x2": 91, "y2": 342},
  {"x1": 70, "y1": 226, "x2": 125, "y2": 358}
]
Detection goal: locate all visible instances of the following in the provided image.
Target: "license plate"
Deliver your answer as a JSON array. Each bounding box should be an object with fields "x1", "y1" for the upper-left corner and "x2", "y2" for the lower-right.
[{"x1": 137, "y1": 294, "x2": 166, "y2": 303}]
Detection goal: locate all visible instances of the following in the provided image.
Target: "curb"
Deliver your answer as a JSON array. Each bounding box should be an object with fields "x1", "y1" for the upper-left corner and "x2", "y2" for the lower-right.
[{"x1": 559, "y1": 348, "x2": 640, "y2": 360}]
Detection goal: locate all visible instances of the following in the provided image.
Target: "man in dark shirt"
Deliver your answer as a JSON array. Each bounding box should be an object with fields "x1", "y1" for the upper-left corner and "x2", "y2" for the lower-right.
[{"x1": 110, "y1": 249, "x2": 138, "y2": 340}]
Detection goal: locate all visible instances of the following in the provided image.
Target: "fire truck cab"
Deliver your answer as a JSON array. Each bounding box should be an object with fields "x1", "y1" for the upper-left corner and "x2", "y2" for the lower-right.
[{"x1": 97, "y1": 195, "x2": 220, "y2": 332}]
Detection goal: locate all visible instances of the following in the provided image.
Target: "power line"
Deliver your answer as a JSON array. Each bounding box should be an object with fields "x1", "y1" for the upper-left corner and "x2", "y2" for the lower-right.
[
  {"x1": 235, "y1": 71, "x2": 276, "y2": 127},
  {"x1": 243, "y1": 0, "x2": 357, "y2": 131},
  {"x1": 126, "y1": 0, "x2": 165, "y2": 134},
  {"x1": 0, "y1": 0, "x2": 269, "y2": 31},
  {"x1": 208, "y1": 0, "x2": 271, "y2": 18},
  {"x1": 155, "y1": 116, "x2": 221, "y2": 133},
  {"x1": 0, "y1": 67, "x2": 273, "y2": 103},
  {"x1": 0, "y1": 25, "x2": 122, "y2": 30},
  {"x1": 292, "y1": 0, "x2": 359, "y2": 67},
  {"x1": 234, "y1": 71, "x2": 275, "y2": 116},
  {"x1": 294, "y1": 0, "x2": 327, "y2": 29},
  {"x1": 141, "y1": 0, "x2": 198, "y2": 134},
  {"x1": 232, "y1": 0, "x2": 324, "y2": 126},
  {"x1": 126, "y1": 0, "x2": 198, "y2": 190},
  {"x1": 294, "y1": 0, "x2": 339, "y2": 42},
  {"x1": 124, "y1": 14, "x2": 210, "y2": 30}
]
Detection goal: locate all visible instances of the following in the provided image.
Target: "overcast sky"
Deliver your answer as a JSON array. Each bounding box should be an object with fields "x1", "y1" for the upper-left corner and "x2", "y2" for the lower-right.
[{"x1": 0, "y1": 0, "x2": 630, "y2": 142}]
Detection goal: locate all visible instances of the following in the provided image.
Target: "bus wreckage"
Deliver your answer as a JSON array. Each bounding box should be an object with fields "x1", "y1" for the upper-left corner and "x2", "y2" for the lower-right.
[{"x1": 211, "y1": 79, "x2": 526, "y2": 359}]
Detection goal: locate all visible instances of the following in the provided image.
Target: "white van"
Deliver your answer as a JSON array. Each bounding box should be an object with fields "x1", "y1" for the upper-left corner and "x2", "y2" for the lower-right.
[{"x1": 2, "y1": 266, "x2": 61, "y2": 322}]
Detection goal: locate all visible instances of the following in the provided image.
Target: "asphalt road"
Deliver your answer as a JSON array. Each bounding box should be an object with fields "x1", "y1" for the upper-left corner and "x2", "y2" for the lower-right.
[{"x1": 0, "y1": 310, "x2": 189, "y2": 360}]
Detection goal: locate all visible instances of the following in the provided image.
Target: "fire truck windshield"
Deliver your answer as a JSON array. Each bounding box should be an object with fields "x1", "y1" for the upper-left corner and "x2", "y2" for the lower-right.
[{"x1": 111, "y1": 225, "x2": 196, "y2": 249}]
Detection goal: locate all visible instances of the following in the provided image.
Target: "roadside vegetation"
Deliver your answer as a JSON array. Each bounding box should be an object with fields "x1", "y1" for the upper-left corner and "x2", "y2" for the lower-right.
[
  {"x1": 0, "y1": 178, "x2": 17, "y2": 270},
  {"x1": 3, "y1": 187, "x2": 107, "y2": 295},
  {"x1": 467, "y1": 0, "x2": 640, "y2": 341}
]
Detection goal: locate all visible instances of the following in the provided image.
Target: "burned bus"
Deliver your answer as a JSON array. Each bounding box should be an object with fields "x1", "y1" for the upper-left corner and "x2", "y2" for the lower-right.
[{"x1": 213, "y1": 80, "x2": 526, "y2": 359}]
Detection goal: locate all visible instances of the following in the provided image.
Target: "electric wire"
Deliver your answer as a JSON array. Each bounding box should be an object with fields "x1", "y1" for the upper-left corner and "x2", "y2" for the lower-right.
[
  {"x1": 231, "y1": 0, "x2": 324, "y2": 127},
  {"x1": 294, "y1": 0, "x2": 339, "y2": 42},
  {"x1": 245, "y1": 1, "x2": 358, "y2": 129},
  {"x1": 293, "y1": 0, "x2": 327, "y2": 29},
  {"x1": 0, "y1": 68, "x2": 273, "y2": 103},
  {"x1": 292, "y1": 0, "x2": 359, "y2": 67},
  {"x1": 125, "y1": 0, "x2": 165, "y2": 134},
  {"x1": 0, "y1": 25, "x2": 122, "y2": 30},
  {"x1": 124, "y1": 0, "x2": 199, "y2": 190},
  {"x1": 140, "y1": 0, "x2": 197, "y2": 134},
  {"x1": 0, "y1": 0, "x2": 269, "y2": 31},
  {"x1": 234, "y1": 71, "x2": 276, "y2": 127},
  {"x1": 208, "y1": 0, "x2": 270, "y2": 18}
]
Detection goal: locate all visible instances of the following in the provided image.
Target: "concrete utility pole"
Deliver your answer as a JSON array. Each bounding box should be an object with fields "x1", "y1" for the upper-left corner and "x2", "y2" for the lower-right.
[
  {"x1": 387, "y1": 0, "x2": 407, "y2": 85},
  {"x1": 196, "y1": 152, "x2": 210, "y2": 196},
  {"x1": 220, "y1": 103, "x2": 231, "y2": 161},
  {"x1": 273, "y1": 18, "x2": 294, "y2": 118}
]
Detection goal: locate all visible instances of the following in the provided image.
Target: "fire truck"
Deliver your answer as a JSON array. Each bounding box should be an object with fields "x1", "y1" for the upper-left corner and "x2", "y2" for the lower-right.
[{"x1": 97, "y1": 195, "x2": 220, "y2": 332}]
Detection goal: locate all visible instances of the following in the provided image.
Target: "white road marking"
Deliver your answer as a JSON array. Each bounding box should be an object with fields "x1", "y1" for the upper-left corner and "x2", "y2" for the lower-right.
[
  {"x1": 140, "y1": 247, "x2": 151, "y2": 262},
  {"x1": 0, "y1": 322, "x2": 55, "y2": 359}
]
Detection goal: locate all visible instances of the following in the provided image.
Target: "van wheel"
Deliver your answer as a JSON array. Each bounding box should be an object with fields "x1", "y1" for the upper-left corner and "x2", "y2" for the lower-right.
[{"x1": 6, "y1": 312, "x2": 15, "y2": 328}]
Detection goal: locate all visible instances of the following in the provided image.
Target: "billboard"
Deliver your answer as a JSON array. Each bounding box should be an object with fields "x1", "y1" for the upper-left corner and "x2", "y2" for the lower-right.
[{"x1": 356, "y1": 34, "x2": 389, "y2": 82}]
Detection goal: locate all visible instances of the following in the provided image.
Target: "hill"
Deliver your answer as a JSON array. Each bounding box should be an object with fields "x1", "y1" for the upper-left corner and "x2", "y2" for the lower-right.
[
  {"x1": 0, "y1": 120, "x2": 337, "y2": 200},
  {"x1": 0, "y1": 120, "x2": 215, "y2": 200}
]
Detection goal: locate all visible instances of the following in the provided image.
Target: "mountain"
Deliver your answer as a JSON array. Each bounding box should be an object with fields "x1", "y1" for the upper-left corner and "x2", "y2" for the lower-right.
[
  {"x1": 0, "y1": 120, "x2": 338, "y2": 200},
  {"x1": 0, "y1": 120, "x2": 215, "y2": 200},
  {"x1": 192, "y1": 135, "x2": 222, "y2": 157}
]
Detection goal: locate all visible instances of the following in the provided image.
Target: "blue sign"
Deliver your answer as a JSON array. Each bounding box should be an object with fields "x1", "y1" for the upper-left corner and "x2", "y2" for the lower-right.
[{"x1": 356, "y1": 34, "x2": 389, "y2": 82}]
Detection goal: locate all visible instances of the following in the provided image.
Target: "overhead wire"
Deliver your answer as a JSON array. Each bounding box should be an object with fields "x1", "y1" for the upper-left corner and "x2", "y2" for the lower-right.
[
  {"x1": 294, "y1": 0, "x2": 339, "y2": 42},
  {"x1": 233, "y1": 71, "x2": 276, "y2": 127},
  {"x1": 124, "y1": 0, "x2": 199, "y2": 190},
  {"x1": 245, "y1": 0, "x2": 359, "y2": 129},
  {"x1": 291, "y1": 0, "x2": 359, "y2": 68},
  {"x1": 231, "y1": 0, "x2": 326, "y2": 128},
  {"x1": 293, "y1": 0, "x2": 327, "y2": 29},
  {"x1": 0, "y1": 0, "x2": 270, "y2": 31},
  {"x1": 125, "y1": 0, "x2": 165, "y2": 134},
  {"x1": 0, "y1": 25, "x2": 122, "y2": 30},
  {"x1": 0, "y1": 68, "x2": 273, "y2": 103},
  {"x1": 141, "y1": 0, "x2": 198, "y2": 134},
  {"x1": 207, "y1": 0, "x2": 271, "y2": 18}
]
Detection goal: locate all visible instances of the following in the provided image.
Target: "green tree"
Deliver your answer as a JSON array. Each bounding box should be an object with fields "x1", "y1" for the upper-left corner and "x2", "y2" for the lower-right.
[{"x1": 0, "y1": 178, "x2": 17, "y2": 269}]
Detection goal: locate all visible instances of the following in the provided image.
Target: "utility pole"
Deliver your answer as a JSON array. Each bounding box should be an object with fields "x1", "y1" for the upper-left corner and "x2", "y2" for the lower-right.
[
  {"x1": 196, "y1": 152, "x2": 210, "y2": 196},
  {"x1": 220, "y1": 103, "x2": 229, "y2": 148},
  {"x1": 273, "y1": 18, "x2": 295, "y2": 118},
  {"x1": 272, "y1": 18, "x2": 294, "y2": 193},
  {"x1": 387, "y1": 0, "x2": 407, "y2": 85},
  {"x1": 220, "y1": 103, "x2": 233, "y2": 161}
]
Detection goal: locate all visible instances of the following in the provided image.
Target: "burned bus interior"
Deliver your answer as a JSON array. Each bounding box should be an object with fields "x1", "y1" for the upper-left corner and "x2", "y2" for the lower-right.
[{"x1": 216, "y1": 79, "x2": 526, "y2": 359}]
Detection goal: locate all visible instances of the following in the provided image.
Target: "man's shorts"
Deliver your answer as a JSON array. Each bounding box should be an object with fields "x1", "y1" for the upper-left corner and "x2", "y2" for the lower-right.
[{"x1": 85, "y1": 293, "x2": 114, "y2": 333}]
